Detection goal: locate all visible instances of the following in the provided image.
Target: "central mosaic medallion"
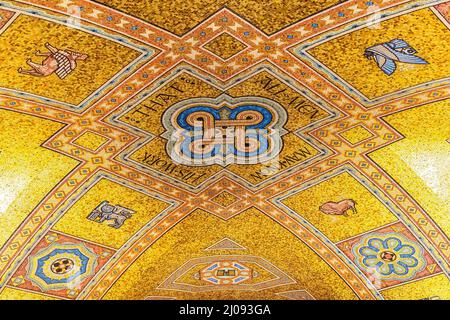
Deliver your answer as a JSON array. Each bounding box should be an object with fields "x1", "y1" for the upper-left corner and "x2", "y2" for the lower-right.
[
  {"x1": 161, "y1": 95, "x2": 287, "y2": 166},
  {"x1": 120, "y1": 71, "x2": 327, "y2": 187}
]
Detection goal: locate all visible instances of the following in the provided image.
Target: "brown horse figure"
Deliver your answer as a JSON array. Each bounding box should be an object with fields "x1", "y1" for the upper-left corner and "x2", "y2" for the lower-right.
[
  {"x1": 319, "y1": 199, "x2": 357, "y2": 216},
  {"x1": 18, "y1": 42, "x2": 88, "y2": 79}
]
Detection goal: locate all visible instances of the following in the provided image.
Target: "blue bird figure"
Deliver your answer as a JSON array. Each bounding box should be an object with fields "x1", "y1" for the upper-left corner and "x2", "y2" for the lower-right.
[{"x1": 364, "y1": 39, "x2": 428, "y2": 76}]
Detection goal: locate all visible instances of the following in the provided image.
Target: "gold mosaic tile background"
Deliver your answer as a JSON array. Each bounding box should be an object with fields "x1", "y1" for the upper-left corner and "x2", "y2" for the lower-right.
[
  {"x1": 0, "y1": 0, "x2": 448, "y2": 301},
  {"x1": 309, "y1": 8, "x2": 450, "y2": 99},
  {"x1": 0, "y1": 14, "x2": 141, "y2": 105},
  {"x1": 96, "y1": 0, "x2": 345, "y2": 35},
  {"x1": 203, "y1": 33, "x2": 247, "y2": 60}
]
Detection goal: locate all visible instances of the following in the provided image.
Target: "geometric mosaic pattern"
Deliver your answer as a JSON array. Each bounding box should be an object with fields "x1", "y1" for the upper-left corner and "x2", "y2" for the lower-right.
[
  {"x1": 8, "y1": 232, "x2": 112, "y2": 299},
  {"x1": 0, "y1": 0, "x2": 449, "y2": 301}
]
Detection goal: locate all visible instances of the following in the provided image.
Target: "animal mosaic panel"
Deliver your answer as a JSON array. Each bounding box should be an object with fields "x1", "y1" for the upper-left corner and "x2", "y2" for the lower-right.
[{"x1": 0, "y1": 0, "x2": 448, "y2": 302}]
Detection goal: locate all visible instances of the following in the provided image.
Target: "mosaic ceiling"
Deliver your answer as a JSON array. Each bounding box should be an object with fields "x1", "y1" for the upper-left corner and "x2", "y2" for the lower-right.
[{"x1": 0, "y1": 0, "x2": 448, "y2": 300}]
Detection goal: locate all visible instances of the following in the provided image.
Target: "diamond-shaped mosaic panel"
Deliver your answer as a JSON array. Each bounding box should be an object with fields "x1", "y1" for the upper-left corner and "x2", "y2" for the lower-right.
[
  {"x1": 339, "y1": 125, "x2": 374, "y2": 145},
  {"x1": 211, "y1": 191, "x2": 239, "y2": 207},
  {"x1": 72, "y1": 131, "x2": 108, "y2": 152}
]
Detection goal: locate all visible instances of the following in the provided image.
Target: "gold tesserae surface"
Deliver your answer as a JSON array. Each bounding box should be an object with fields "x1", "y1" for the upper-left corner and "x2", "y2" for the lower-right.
[{"x1": 0, "y1": 0, "x2": 448, "y2": 301}]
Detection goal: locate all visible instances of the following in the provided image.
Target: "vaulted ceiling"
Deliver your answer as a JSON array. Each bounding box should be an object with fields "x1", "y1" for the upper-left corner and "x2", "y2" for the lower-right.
[{"x1": 0, "y1": 0, "x2": 448, "y2": 300}]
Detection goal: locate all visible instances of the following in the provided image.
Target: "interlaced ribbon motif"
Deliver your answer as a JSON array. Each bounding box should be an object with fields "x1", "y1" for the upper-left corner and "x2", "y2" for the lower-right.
[{"x1": 162, "y1": 95, "x2": 288, "y2": 166}]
